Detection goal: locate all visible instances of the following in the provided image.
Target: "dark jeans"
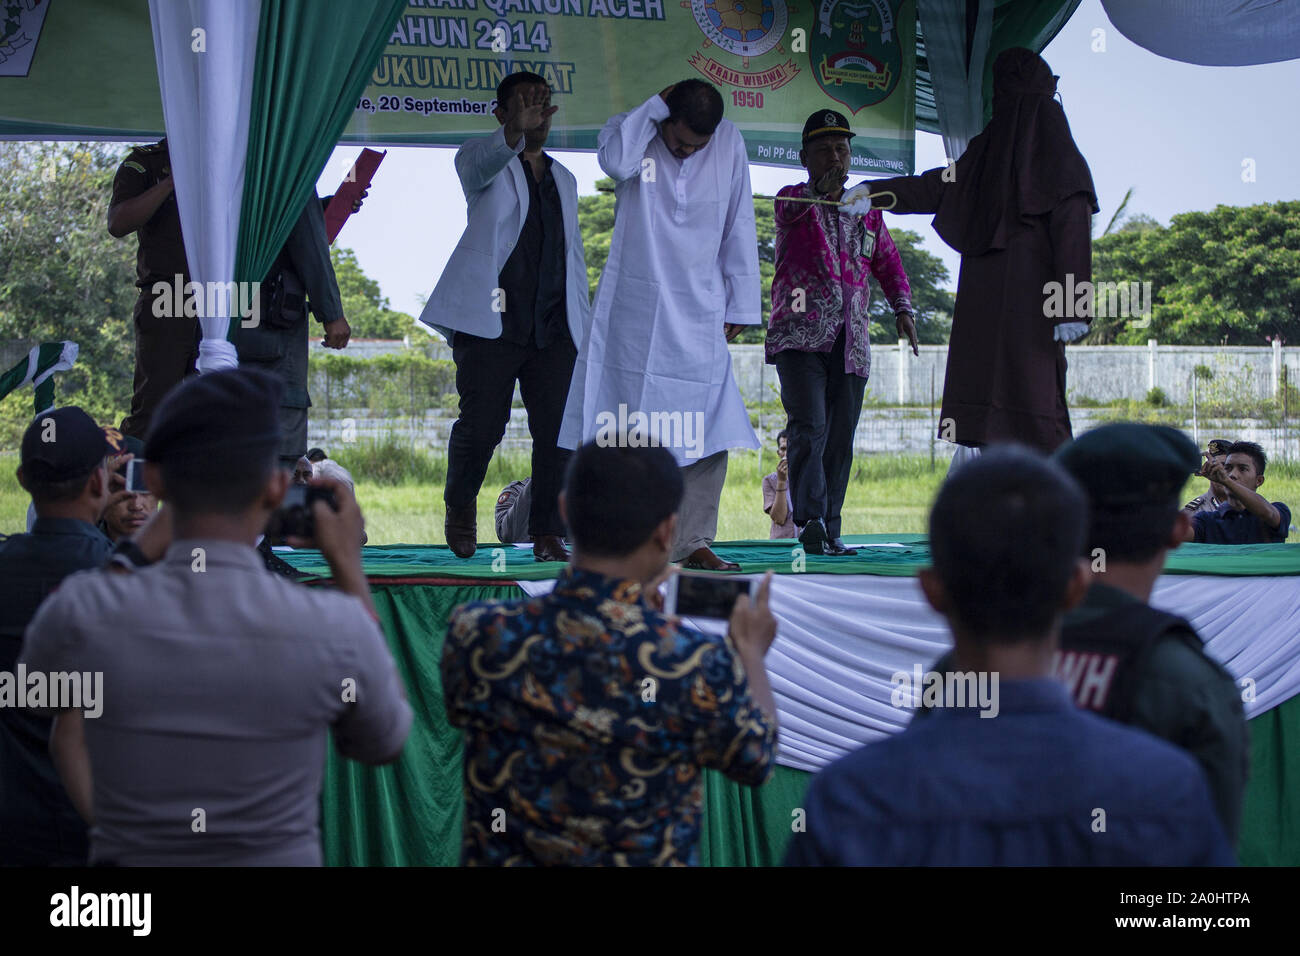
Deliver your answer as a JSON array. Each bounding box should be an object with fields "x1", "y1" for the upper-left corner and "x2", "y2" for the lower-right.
[
  {"x1": 120, "y1": 286, "x2": 200, "y2": 440},
  {"x1": 445, "y1": 333, "x2": 576, "y2": 537},
  {"x1": 773, "y1": 330, "x2": 867, "y2": 539}
]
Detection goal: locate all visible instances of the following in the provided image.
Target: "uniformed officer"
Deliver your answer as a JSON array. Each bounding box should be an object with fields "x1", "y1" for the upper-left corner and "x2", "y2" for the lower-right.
[
  {"x1": 0, "y1": 407, "x2": 124, "y2": 864},
  {"x1": 919, "y1": 425, "x2": 1249, "y2": 844},
  {"x1": 108, "y1": 138, "x2": 196, "y2": 440},
  {"x1": 19, "y1": 370, "x2": 412, "y2": 866},
  {"x1": 110, "y1": 139, "x2": 356, "y2": 463},
  {"x1": 233, "y1": 192, "x2": 353, "y2": 466}
]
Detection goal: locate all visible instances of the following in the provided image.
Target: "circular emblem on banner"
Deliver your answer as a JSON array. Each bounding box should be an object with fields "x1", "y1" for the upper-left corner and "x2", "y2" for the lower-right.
[{"x1": 690, "y1": 0, "x2": 789, "y2": 59}]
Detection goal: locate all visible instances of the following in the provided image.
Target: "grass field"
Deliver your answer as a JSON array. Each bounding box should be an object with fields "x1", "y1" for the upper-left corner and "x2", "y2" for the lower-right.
[{"x1": 3, "y1": 448, "x2": 1298, "y2": 546}]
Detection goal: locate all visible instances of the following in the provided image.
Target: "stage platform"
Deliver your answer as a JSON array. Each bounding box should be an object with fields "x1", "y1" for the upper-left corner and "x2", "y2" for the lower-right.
[{"x1": 281, "y1": 536, "x2": 1300, "y2": 866}]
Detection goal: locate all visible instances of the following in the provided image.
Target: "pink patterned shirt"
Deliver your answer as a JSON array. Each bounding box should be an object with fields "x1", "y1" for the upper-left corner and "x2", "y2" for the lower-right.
[{"x1": 766, "y1": 182, "x2": 912, "y2": 378}]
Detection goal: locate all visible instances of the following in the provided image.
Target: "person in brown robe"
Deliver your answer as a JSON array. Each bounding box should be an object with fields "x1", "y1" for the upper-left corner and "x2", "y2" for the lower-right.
[{"x1": 865, "y1": 47, "x2": 1099, "y2": 453}]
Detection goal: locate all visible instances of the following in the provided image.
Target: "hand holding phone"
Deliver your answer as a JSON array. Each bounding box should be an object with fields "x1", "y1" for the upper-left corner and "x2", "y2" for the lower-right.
[{"x1": 664, "y1": 570, "x2": 756, "y2": 619}]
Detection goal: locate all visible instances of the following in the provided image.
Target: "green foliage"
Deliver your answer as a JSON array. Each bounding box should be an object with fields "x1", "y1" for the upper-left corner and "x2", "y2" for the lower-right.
[
  {"x1": 330, "y1": 246, "x2": 418, "y2": 339},
  {"x1": 577, "y1": 179, "x2": 956, "y2": 349},
  {"x1": 1089, "y1": 201, "x2": 1300, "y2": 345},
  {"x1": 0, "y1": 142, "x2": 138, "y2": 446},
  {"x1": 309, "y1": 350, "x2": 455, "y2": 417},
  {"x1": 1146, "y1": 386, "x2": 1169, "y2": 407},
  {"x1": 866, "y1": 227, "x2": 954, "y2": 345}
]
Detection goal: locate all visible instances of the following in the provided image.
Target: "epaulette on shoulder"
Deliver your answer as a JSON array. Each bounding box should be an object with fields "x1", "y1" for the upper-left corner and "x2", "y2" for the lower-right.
[{"x1": 121, "y1": 160, "x2": 146, "y2": 174}]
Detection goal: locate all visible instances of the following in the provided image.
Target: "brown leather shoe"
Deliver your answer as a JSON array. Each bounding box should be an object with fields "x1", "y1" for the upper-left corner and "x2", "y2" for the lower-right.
[
  {"x1": 532, "y1": 534, "x2": 570, "y2": 563},
  {"x1": 444, "y1": 504, "x2": 477, "y2": 559},
  {"x1": 683, "y1": 546, "x2": 741, "y2": 572}
]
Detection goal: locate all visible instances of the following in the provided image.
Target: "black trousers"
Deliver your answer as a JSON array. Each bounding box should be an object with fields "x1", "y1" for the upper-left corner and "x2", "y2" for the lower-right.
[
  {"x1": 773, "y1": 330, "x2": 867, "y2": 539},
  {"x1": 120, "y1": 286, "x2": 200, "y2": 440},
  {"x1": 445, "y1": 333, "x2": 576, "y2": 537}
]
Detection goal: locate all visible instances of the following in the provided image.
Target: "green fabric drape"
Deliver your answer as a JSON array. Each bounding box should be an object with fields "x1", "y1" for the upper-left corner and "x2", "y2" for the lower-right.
[
  {"x1": 232, "y1": 0, "x2": 405, "y2": 338},
  {"x1": 321, "y1": 583, "x2": 521, "y2": 866},
  {"x1": 283, "y1": 539, "x2": 1300, "y2": 581},
  {"x1": 980, "y1": 0, "x2": 1082, "y2": 124},
  {"x1": 700, "y1": 766, "x2": 811, "y2": 866},
  {"x1": 320, "y1": 582, "x2": 1300, "y2": 866},
  {"x1": 1237, "y1": 699, "x2": 1300, "y2": 866},
  {"x1": 914, "y1": 0, "x2": 1081, "y2": 136}
]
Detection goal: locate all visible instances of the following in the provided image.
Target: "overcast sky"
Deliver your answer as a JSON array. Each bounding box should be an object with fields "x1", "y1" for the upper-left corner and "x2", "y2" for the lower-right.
[{"x1": 316, "y1": 0, "x2": 1300, "y2": 322}]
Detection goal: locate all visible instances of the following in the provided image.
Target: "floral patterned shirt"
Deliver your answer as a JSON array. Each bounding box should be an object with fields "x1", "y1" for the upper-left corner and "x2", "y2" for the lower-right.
[
  {"x1": 766, "y1": 181, "x2": 913, "y2": 378},
  {"x1": 442, "y1": 566, "x2": 778, "y2": 866}
]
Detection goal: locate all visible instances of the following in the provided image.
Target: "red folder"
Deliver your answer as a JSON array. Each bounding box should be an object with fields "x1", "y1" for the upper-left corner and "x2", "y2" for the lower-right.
[{"x1": 325, "y1": 148, "x2": 385, "y2": 243}]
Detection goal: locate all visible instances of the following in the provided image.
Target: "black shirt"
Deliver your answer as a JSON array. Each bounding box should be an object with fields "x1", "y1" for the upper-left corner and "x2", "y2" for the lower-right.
[
  {"x1": 495, "y1": 154, "x2": 569, "y2": 349},
  {"x1": 0, "y1": 516, "x2": 112, "y2": 865},
  {"x1": 110, "y1": 140, "x2": 189, "y2": 288}
]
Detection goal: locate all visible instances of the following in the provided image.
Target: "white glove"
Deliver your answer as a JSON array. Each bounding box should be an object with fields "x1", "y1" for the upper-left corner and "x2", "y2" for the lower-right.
[
  {"x1": 1054, "y1": 321, "x2": 1089, "y2": 343},
  {"x1": 839, "y1": 183, "x2": 874, "y2": 216}
]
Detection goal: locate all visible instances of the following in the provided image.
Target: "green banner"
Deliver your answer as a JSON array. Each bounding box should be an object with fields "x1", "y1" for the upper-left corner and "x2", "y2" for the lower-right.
[{"x1": 0, "y1": 0, "x2": 916, "y2": 172}]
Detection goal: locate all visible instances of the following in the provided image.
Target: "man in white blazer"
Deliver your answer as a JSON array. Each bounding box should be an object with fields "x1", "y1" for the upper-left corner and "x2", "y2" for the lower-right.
[{"x1": 420, "y1": 72, "x2": 590, "y2": 563}]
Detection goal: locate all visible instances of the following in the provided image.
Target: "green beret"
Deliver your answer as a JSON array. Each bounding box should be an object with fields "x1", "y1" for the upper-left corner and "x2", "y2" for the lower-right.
[{"x1": 1052, "y1": 423, "x2": 1199, "y2": 511}]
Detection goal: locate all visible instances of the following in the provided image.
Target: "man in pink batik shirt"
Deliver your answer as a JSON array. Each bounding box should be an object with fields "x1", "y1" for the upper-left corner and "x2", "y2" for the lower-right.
[{"x1": 766, "y1": 110, "x2": 917, "y2": 556}]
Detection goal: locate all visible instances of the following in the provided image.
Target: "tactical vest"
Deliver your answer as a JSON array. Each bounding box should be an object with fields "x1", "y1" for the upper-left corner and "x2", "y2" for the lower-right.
[{"x1": 1055, "y1": 605, "x2": 1206, "y2": 723}]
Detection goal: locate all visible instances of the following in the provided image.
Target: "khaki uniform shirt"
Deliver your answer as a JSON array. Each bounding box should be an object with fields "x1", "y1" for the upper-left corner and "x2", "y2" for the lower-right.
[{"x1": 20, "y1": 539, "x2": 412, "y2": 866}]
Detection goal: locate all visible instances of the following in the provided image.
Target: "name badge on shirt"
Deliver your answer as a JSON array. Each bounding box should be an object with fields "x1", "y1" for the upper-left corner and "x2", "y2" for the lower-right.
[{"x1": 859, "y1": 223, "x2": 876, "y2": 259}]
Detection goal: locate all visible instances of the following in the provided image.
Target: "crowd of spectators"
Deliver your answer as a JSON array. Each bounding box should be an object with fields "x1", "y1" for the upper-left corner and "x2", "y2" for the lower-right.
[{"x1": 0, "y1": 403, "x2": 1291, "y2": 866}]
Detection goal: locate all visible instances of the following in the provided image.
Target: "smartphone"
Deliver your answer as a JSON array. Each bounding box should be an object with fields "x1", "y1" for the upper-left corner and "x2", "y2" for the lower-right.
[
  {"x1": 124, "y1": 459, "x2": 148, "y2": 493},
  {"x1": 664, "y1": 571, "x2": 756, "y2": 620}
]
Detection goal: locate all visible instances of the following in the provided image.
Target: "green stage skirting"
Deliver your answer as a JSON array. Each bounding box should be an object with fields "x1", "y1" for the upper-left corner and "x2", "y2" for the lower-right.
[
  {"x1": 317, "y1": 579, "x2": 1300, "y2": 867},
  {"x1": 287, "y1": 535, "x2": 1300, "y2": 582}
]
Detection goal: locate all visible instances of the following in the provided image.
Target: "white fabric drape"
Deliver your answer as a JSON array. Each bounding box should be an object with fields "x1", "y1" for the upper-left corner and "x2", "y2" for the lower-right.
[
  {"x1": 520, "y1": 571, "x2": 1300, "y2": 773},
  {"x1": 147, "y1": 0, "x2": 260, "y2": 372},
  {"x1": 1102, "y1": 0, "x2": 1300, "y2": 66}
]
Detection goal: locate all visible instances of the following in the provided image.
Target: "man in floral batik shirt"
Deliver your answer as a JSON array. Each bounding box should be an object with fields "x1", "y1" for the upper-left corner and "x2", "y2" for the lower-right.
[
  {"x1": 442, "y1": 442, "x2": 779, "y2": 866},
  {"x1": 766, "y1": 110, "x2": 917, "y2": 557}
]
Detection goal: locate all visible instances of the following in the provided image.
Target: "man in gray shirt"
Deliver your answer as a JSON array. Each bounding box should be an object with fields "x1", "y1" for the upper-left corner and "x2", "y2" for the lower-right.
[{"x1": 21, "y1": 368, "x2": 412, "y2": 866}]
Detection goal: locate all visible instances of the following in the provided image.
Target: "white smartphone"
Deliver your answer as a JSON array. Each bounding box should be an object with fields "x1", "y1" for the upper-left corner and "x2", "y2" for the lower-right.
[
  {"x1": 664, "y1": 571, "x2": 756, "y2": 619},
  {"x1": 124, "y1": 458, "x2": 148, "y2": 493}
]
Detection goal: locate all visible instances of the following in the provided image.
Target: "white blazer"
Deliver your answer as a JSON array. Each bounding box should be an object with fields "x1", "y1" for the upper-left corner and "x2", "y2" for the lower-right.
[{"x1": 419, "y1": 125, "x2": 590, "y2": 346}]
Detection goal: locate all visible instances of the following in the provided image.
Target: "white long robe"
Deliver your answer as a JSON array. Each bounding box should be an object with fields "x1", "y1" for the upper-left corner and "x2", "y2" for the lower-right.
[{"x1": 558, "y1": 94, "x2": 761, "y2": 467}]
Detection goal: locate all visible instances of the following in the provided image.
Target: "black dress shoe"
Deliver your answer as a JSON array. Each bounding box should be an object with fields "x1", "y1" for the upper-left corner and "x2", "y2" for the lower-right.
[
  {"x1": 798, "y1": 517, "x2": 828, "y2": 556},
  {"x1": 444, "y1": 504, "x2": 477, "y2": 559},
  {"x1": 826, "y1": 537, "x2": 858, "y2": 556},
  {"x1": 532, "y1": 534, "x2": 570, "y2": 563},
  {"x1": 683, "y1": 546, "x2": 741, "y2": 572}
]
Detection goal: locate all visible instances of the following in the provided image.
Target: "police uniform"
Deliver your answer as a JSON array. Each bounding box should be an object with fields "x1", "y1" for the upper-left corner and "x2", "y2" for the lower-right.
[
  {"x1": 0, "y1": 408, "x2": 118, "y2": 864},
  {"x1": 17, "y1": 372, "x2": 412, "y2": 865},
  {"x1": 919, "y1": 424, "x2": 1249, "y2": 844},
  {"x1": 232, "y1": 195, "x2": 344, "y2": 465},
  {"x1": 110, "y1": 140, "x2": 199, "y2": 439}
]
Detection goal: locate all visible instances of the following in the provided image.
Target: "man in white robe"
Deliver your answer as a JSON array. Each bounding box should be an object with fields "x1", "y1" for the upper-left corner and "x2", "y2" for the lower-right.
[{"x1": 558, "y1": 80, "x2": 760, "y2": 571}]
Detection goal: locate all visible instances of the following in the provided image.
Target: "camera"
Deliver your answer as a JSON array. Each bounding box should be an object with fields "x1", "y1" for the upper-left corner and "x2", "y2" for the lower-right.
[{"x1": 264, "y1": 484, "x2": 338, "y2": 542}]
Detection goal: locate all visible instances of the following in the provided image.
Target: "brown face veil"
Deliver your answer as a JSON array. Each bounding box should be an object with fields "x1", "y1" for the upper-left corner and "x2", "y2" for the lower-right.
[{"x1": 930, "y1": 47, "x2": 1099, "y2": 257}]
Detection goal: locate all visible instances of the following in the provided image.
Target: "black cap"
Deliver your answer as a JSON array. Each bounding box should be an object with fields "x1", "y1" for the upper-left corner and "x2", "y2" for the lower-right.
[
  {"x1": 145, "y1": 368, "x2": 283, "y2": 464},
  {"x1": 802, "y1": 109, "x2": 854, "y2": 145},
  {"x1": 20, "y1": 407, "x2": 118, "y2": 483},
  {"x1": 1053, "y1": 423, "x2": 1200, "y2": 512}
]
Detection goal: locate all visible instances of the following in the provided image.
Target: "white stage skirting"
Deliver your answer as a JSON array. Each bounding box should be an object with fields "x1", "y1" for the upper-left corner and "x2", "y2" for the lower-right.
[{"x1": 520, "y1": 573, "x2": 1300, "y2": 773}]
